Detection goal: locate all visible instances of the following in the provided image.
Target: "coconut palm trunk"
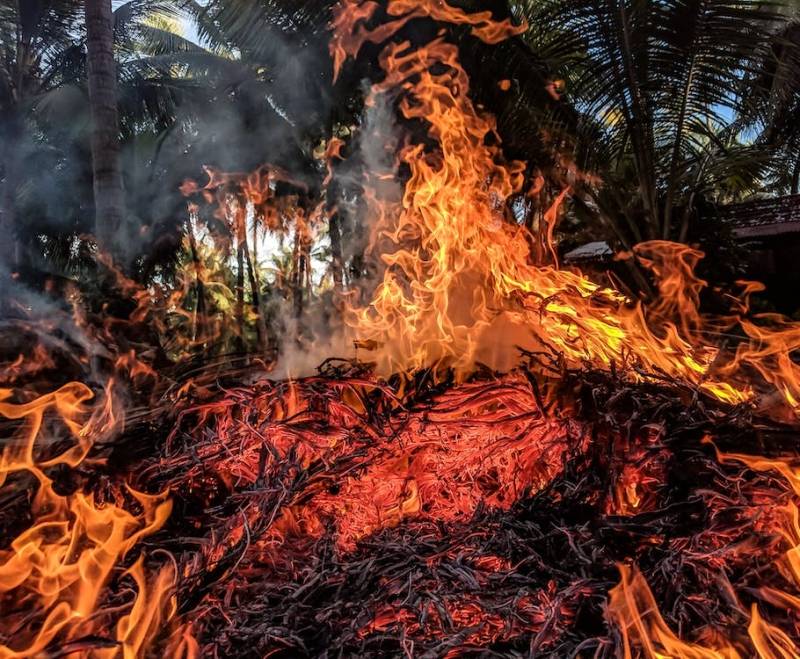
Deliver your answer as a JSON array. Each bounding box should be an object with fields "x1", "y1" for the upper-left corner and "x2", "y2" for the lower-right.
[{"x1": 85, "y1": 0, "x2": 125, "y2": 258}]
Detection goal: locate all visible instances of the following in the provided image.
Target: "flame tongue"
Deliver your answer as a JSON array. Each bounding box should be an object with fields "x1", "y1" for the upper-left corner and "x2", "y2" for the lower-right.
[
  {"x1": 337, "y1": 4, "x2": 689, "y2": 379},
  {"x1": 330, "y1": 0, "x2": 525, "y2": 81},
  {"x1": 348, "y1": 35, "x2": 529, "y2": 377},
  {"x1": 0, "y1": 382, "x2": 180, "y2": 656},
  {"x1": 334, "y1": 0, "x2": 799, "y2": 414}
]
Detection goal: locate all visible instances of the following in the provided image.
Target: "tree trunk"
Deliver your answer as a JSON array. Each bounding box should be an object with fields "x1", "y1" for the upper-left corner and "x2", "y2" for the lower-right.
[
  {"x1": 0, "y1": 155, "x2": 16, "y2": 271},
  {"x1": 791, "y1": 151, "x2": 800, "y2": 195},
  {"x1": 236, "y1": 226, "x2": 245, "y2": 353},
  {"x1": 329, "y1": 212, "x2": 344, "y2": 292},
  {"x1": 186, "y1": 217, "x2": 206, "y2": 348},
  {"x1": 241, "y1": 213, "x2": 268, "y2": 356},
  {"x1": 292, "y1": 230, "x2": 305, "y2": 320},
  {"x1": 85, "y1": 0, "x2": 125, "y2": 259},
  {"x1": 0, "y1": 110, "x2": 23, "y2": 271}
]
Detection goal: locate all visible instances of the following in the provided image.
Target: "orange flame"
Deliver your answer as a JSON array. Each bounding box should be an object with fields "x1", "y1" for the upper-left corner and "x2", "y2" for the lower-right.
[
  {"x1": 607, "y1": 564, "x2": 742, "y2": 659},
  {"x1": 0, "y1": 382, "x2": 181, "y2": 656},
  {"x1": 608, "y1": 439, "x2": 800, "y2": 659},
  {"x1": 748, "y1": 605, "x2": 800, "y2": 659},
  {"x1": 331, "y1": 0, "x2": 798, "y2": 415},
  {"x1": 609, "y1": 564, "x2": 800, "y2": 658},
  {"x1": 330, "y1": 0, "x2": 526, "y2": 81}
]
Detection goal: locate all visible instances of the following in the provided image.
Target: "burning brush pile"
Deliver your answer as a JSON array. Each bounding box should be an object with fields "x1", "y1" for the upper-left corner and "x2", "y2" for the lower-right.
[{"x1": 3, "y1": 1, "x2": 800, "y2": 657}]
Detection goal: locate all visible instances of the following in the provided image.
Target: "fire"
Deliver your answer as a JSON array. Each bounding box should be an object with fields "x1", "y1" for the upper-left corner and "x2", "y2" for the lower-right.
[
  {"x1": 609, "y1": 564, "x2": 800, "y2": 659},
  {"x1": 3, "y1": 0, "x2": 800, "y2": 656},
  {"x1": 327, "y1": 1, "x2": 800, "y2": 656},
  {"x1": 333, "y1": 0, "x2": 799, "y2": 415},
  {"x1": 0, "y1": 381, "x2": 182, "y2": 656},
  {"x1": 330, "y1": 0, "x2": 526, "y2": 81},
  {"x1": 608, "y1": 564, "x2": 741, "y2": 659},
  {"x1": 749, "y1": 605, "x2": 800, "y2": 659},
  {"x1": 157, "y1": 2, "x2": 800, "y2": 652}
]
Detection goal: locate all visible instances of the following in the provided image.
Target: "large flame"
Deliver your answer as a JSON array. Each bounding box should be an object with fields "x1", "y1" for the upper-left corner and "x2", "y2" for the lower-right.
[
  {"x1": 329, "y1": 0, "x2": 800, "y2": 656},
  {"x1": 332, "y1": 0, "x2": 799, "y2": 412}
]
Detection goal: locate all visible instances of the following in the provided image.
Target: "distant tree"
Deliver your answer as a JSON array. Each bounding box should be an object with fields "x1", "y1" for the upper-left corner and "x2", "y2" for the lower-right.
[
  {"x1": 0, "y1": 0, "x2": 87, "y2": 269},
  {"x1": 0, "y1": 0, "x2": 188, "y2": 277}
]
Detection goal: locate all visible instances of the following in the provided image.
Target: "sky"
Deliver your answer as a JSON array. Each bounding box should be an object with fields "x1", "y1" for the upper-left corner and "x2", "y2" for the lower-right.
[
  {"x1": 179, "y1": 11, "x2": 202, "y2": 45},
  {"x1": 111, "y1": 1, "x2": 203, "y2": 46}
]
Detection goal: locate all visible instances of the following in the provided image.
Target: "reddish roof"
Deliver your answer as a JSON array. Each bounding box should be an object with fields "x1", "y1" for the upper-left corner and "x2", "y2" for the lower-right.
[{"x1": 718, "y1": 194, "x2": 800, "y2": 239}]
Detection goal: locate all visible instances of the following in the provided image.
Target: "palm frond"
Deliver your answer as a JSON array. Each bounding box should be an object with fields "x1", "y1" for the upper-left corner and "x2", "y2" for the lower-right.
[{"x1": 517, "y1": 0, "x2": 783, "y2": 241}]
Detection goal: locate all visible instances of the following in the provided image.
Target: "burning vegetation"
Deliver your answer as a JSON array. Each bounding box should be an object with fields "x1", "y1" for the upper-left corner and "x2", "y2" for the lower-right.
[{"x1": 3, "y1": 1, "x2": 800, "y2": 658}]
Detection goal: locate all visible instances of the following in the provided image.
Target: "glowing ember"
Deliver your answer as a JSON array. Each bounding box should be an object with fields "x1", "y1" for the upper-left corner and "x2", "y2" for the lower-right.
[{"x1": 162, "y1": 372, "x2": 586, "y2": 553}]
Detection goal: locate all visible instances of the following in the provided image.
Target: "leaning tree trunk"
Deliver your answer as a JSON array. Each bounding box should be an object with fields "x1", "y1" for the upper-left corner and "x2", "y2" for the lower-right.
[{"x1": 85, "y1": 0, "x2": 125, "y2": 259}]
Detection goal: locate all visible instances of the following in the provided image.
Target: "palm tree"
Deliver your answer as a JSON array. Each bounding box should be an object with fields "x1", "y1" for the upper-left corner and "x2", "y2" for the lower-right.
[
  {"x1": 0, "y1": 0, "x2": 87, "y2": 269},
  {"x1": 0, "y1": 0, "x2": 189, "y2": 277},
  {"x1": 743, "y1": 13, "x2": 800, "y2": 195},
  {"x1": 516, "y1": 0, "x2": 784, "y2": 248},
  {"x1": 154, "y1": 0, "x2": 345, "y2": 339},
  {"x1": 85, "y1": 0, "x2": 125, "y2": 257}
]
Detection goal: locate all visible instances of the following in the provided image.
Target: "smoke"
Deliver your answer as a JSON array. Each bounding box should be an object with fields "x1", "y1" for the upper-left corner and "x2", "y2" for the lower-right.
[
  {"x1": 0, "y1": 260, "x2": 118, "y2": 395},
  {"x1": 359, "y1": 85, "x2": 403, "y2": 191},
  {"x1": 344, "y1": 83, "x2": 404, "y2": 287},
  {"x1": 1, "y1": 4, "x2": 404, "y2": 382},
  {"x1": 271, "y1": 84, "x2": 404, "y2": 379},
  {"x1": 105, "y1": 7, "x2": 342, "y2": 268}
]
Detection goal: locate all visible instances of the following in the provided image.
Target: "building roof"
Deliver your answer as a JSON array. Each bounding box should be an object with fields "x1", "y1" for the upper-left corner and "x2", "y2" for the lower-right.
[{"x1": 718, "y1": 194, "x2": 800, "y2": 239}]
